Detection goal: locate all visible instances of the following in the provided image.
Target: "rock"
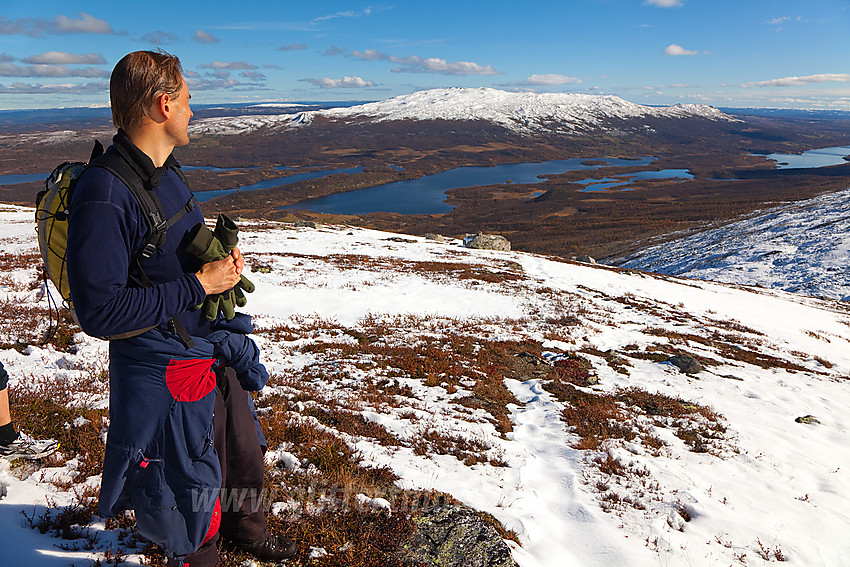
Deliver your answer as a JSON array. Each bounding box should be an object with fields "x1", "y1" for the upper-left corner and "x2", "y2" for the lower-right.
[
  {"x1": 463, "y1": 233, "x2": 511, "y2": 252},
  {"x1": 574, "y1": 255, "x2": 596, "y2": 264},
  {"x1": 516, "y1": 351, "x2": 549, "y2": 366},
  {"x1": 424, "y1": 233, "x2": 449, "y2": 242},
  {"x1": 667, "y1": 355, "x2": 702, "y2": 375},
  {"x1": 386, "y1": 236, "x2": 417, "y2": 243},
  {"x1": 293, "y1": 220, "x2": 318, "y2": 228},
  {"x1": 399, "y1": 505, "x2": 518, "y2": 567},
  {"x1": 795, "y1": 415, "x2": 820, "y2": 425}
]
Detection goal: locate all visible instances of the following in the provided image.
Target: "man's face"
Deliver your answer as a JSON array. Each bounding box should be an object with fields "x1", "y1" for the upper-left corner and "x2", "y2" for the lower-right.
[{"x1": 166, "y1": 76, "x2": 193, "y2": 147}]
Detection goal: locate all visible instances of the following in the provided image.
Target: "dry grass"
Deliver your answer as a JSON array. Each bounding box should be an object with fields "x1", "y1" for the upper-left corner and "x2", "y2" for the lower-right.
[
  {"x1": 248, "y1": 252, "x2": 525, "y2": 286},
  {"x1": 542, "y1": 369, "x2": 728, "y2": 456},
  {"x1": 0, "y1": 300, "x2": 78, "y2": 351},
  {"x1": 10, "y1": 383, "x2": 108, "y2": 482}
]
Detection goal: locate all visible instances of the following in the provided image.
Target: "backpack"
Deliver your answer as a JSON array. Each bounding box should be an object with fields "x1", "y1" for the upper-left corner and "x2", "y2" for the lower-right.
[{"x1": 35, "y1": 140, "x2": 196, "y2": 347}]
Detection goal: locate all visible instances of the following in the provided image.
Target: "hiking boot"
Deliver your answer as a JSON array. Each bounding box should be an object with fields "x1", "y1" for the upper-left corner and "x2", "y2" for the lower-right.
[
  {"x1": 0, "y1": 433, "x2": 58, "y2": 460},
  {"x1": 231, "y1": 532, "x2": 297, "y2": 562}
]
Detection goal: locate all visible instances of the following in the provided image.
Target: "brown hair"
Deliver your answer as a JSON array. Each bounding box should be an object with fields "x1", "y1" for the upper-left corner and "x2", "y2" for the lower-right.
[{"x1": 110, "y1": 50, "x2": 184, "y2": 131}]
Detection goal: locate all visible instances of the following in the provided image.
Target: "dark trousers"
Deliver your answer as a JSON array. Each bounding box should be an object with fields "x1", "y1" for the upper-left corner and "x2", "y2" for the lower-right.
[{"x1": 181, "y1": 367, "x2": 267, "y2": 567}]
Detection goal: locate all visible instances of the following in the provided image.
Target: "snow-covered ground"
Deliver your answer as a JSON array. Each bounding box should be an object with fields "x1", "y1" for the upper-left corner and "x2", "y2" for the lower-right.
[
  {"x1": 617, "y1": 187, "x2": 850, "y2": 301},
  {"x1": 1, "y1": 202, "x2": 849, "y2": 566},
  {"x1": 188, "y1": 87, "x2": 738, "y2": 137}
]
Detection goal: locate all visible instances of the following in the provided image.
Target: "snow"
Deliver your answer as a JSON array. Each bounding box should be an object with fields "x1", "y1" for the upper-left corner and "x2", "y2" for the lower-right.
[
  {"x1": 617, "y1": 187, "x2": 850, "y2": 301},
  {"x1": 319, "y1": 88, "x2": 737, "y2": 132},
  {"x1": 189, "y1": 87, "x2": 737, "y2": 136},
  {"x1": 1, "y1": 201, "x2": 850, "y2": 566}
]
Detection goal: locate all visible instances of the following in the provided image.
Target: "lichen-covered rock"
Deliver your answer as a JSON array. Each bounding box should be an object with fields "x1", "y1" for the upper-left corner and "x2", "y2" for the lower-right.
[
  {"x1": 667, "y1": 354, "x2": 703, "y2": 375},
  {"x1": 399, "y1": 505, "x2": 518, "y2": 567},
  {"x1": 574, "y1": 254, "x2": 596, "y2": 264},
  {"x1": 463, "y1": 233, "x2": 511, "y2": 251},
  {"x1": 795, "y1": 415, "x2": 820, "y2": 425},
  {"x1": 293, "y1": 220, "x2": 319, "y2": 228}
]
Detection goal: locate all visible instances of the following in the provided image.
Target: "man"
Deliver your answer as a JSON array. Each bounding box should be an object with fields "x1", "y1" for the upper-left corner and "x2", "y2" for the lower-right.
[{"x1": 66, "y1": 50, "x2": 295, "y2": 566}]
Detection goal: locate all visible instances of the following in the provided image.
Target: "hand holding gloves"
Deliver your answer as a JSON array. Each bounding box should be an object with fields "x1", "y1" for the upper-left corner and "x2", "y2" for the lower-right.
[{"x1": 186, "y1": 214, "x2": 255, "y2": 320}]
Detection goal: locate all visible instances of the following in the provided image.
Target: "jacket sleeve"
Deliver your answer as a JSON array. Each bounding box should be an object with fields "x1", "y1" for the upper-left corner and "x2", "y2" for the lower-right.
[{"x1": 66, "y1": 168, "x2": 207, "y2": 338}]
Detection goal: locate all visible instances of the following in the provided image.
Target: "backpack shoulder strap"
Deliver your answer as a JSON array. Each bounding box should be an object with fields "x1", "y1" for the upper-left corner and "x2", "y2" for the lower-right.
[
  {"x1": 89, "y1": 153, "x2": 168, "y2": 257},
  {"x1": 86, "y1": 151, "x2": 196, "y2": 349}
]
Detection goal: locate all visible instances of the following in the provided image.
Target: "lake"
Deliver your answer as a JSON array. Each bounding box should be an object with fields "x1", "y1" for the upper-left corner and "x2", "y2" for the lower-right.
[
  {"x1": 576, "y1": 169, "x2": 693, "y2": 192},
  {"x1": 193, "y1": 166, "x2": 364, "y2": 202},
  {"x1": 281, "y1": 157, "x2": 657, "y2": 215},
  {"x1": 766, "y1": 146, "x2": 850, "y2": 169}
]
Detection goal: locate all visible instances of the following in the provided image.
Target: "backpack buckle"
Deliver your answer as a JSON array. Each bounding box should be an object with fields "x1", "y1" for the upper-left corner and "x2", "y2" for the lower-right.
[{"x1": 140, "y1": 242, "x2": 157, "y2": 259}]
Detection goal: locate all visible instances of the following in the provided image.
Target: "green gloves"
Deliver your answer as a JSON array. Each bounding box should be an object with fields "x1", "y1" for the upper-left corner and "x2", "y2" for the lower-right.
[{"x1": 186, "y1": 214, "x2": 255, "y2": 321}]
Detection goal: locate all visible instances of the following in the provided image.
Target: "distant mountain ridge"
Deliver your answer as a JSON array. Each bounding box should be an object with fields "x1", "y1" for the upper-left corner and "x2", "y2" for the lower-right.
[{"x1": 190, "y1": 87, "x2": 739, "y2": 136}]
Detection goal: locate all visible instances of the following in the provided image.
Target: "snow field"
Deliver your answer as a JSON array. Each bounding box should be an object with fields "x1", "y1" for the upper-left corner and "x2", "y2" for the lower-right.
[{"x1": 0, "y1": 204, "x2": 849, "y2": 566}]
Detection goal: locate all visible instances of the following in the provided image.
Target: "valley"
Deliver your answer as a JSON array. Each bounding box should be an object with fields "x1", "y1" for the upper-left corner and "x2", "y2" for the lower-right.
[{"x1": 1, "y1": 89, "x2": 849, "y2": 260}]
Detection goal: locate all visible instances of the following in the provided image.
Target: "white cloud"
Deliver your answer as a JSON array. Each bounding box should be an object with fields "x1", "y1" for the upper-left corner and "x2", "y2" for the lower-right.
[
  {"x1": 743, "y1": 73, "x2": 850, "y2": 87},
  {"x1": 302, "y1": 76, "x2": 375, "y2": 88},
  {"x1": 187, "y1": 76, "x2": 269, "y2": 91},
  {"x1": 390, "y1": 55, "x2": 499, "y2": 75},
  {"x1": 324, "y1": 45, "x2": 347, "y2": 57},
  {"x1": 0, "y1": 13, "x2": 113, "y2": 37},
  {"x1": 314, "y1": 10, "x2": 358, "y2": 22},
  {"x1": 390, "y1": 56, "x2": 498, "y2": 75},
  {"x1": 0, "y1": 80, "x2": 108, "y2": 94},
  {"x1": 349, "y1": 48, "x2": 498, "y2": 75},
  {"x1": 23, "y1": 51, "x2": 105, "y2": 65},
  {"x1": 193, "y1": 30, "x2": 219, "y2": 44},
  {"x1": 351, "y1": 49, "x2": 388, "y2": 61},
  {"x1": 664, "y1": 44, "x2": 699, "y2": 56},
  {"x1": 767, "y1": 16, "x2": 803, "y2": 26},
  {"x1": 0, "y1": 62, "x2": 108, "y2": 78},
  {"x1": 278, "y1": 44, "x2": 307, "y2": 51},
  {"x1": 521, "y1": 74, "x2": 582, "y2": 86},
  {"x1": 202, "y1": 61, "x2": 258, "y2": 70},
  {"x1": 143, "y1": 30, "x2": 180, "y2": 45},
  {"x1": 644, "y1": 0, "x2": 683, "y2": 7},
  {"x1": 313, "y1": 5, "x2": 390, "y2": 22},
  {"x1": 54, "y1": 13, "x2": 113, "y2": 34}
]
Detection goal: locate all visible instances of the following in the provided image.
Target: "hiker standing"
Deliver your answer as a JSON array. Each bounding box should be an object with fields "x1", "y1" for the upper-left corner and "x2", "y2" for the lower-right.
[{"x1": 65, "y1": 50, "x2": 295, "y2": 566}]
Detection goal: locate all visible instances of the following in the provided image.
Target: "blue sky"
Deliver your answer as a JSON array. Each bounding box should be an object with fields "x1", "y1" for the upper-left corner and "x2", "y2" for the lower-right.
[{"x1": 1, "y1": 1, "x2": 848, "y2": 110}]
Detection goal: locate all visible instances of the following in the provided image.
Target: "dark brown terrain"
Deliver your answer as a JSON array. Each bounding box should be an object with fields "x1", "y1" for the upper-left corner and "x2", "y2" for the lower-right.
[{"x1": 2, "y1": 108, "x2": 849, "y2": 260}]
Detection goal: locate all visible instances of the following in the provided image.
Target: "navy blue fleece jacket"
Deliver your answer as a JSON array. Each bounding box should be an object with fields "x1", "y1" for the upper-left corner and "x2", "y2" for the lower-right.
[{"x1": 66, "y1": 131, "x2": 211, "y2": 339}]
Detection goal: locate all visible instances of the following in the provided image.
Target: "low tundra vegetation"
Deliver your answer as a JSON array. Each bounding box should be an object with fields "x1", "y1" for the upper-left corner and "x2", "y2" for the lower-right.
[{"x1": 1, "y1": 240, "x2": 828, "y2": 566}]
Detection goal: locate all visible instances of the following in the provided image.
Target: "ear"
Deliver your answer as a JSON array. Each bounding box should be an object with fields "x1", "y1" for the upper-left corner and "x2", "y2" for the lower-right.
[{"x1": 158, "y1": 92, "x2": 172, "y2": 118}]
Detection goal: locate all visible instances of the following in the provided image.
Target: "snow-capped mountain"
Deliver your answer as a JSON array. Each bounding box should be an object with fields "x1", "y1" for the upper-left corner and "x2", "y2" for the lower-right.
[
  {"x1": 321, "y1": 87, "x2": 737, "y2": 131},
  {"x1": 616, "y1": 187, "x2": 850, "y2": 301},
  {"x1": 189, "y1": 87, "x2": 738, "y2": 136},
  {"x1": 1, "y1": 202, "x2": 849, "y2": 567}
]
